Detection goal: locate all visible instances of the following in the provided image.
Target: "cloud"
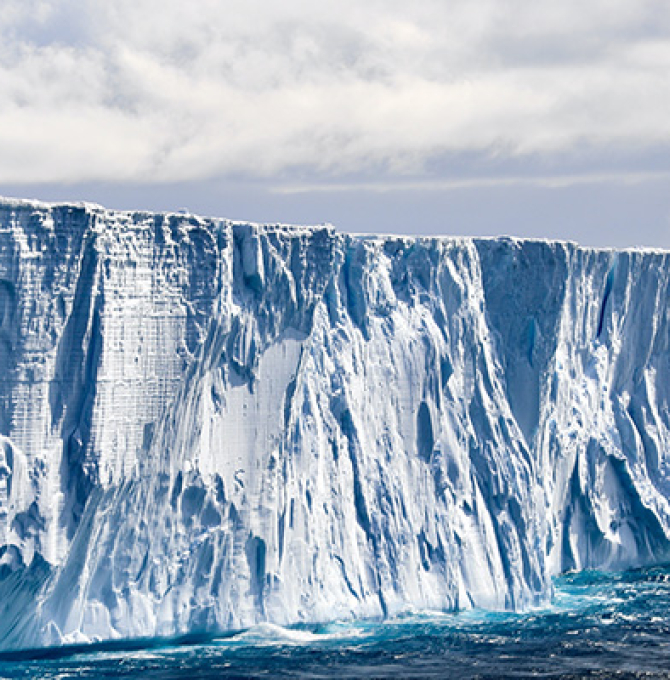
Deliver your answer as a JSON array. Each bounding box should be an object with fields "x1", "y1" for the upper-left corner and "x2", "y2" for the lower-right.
[
  {"x1": 1, "y1": 0, "x2": 670, "y2": 184},
  {"x1": 272, "y1": 170, "x2": 670, "y2": 194}
]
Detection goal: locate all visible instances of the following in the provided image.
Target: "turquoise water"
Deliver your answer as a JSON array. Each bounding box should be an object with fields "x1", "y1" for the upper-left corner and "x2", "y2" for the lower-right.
[{"x1": 2, "y1": 566, "x2": 670, "y2": 679}]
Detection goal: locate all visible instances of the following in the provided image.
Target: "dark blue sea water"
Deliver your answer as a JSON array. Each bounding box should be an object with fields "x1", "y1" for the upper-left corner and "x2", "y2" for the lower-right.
[{"x1": 2, "y1": 565, "x2": 670, "y2": 679}]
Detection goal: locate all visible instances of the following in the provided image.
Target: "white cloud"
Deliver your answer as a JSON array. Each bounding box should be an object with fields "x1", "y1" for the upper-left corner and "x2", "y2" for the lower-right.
[
  {"x1": 273, "y1": 170, "x2": 670, "y2": 194},
  {"x1": 1, "y1": 0, "x2": 669, "y2": 183}
]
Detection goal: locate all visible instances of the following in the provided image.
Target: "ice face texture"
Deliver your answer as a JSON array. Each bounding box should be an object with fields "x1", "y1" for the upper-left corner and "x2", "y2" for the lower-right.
[{"x1": 0, "y1": 197, "x2": 669, "y2": 650}]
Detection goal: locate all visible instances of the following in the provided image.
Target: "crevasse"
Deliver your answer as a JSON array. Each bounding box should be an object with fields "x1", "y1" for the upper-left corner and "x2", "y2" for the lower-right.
[{"x1": 0, "y1": 197, "x2": 669, "y2": 650}]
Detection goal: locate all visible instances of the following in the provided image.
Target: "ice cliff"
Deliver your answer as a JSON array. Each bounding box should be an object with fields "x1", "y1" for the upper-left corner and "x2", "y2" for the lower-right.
[{"x1": 0, "y1": 197, "x2": 669, "y2": 650}]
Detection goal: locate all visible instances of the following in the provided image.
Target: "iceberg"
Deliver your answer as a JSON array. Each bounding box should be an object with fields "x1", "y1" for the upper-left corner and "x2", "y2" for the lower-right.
[{"x1": 0, "y1": 196, "x2": 668, "y2": 650}]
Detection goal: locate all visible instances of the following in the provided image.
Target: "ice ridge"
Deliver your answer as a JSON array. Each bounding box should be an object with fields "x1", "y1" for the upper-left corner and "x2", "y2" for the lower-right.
[{"x1": 0, "y1": 198, "x2": 669, "y2": 650}]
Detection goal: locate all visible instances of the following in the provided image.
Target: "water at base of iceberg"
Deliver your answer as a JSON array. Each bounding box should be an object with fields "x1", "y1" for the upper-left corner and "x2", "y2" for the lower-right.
[{"x1": 3, "y1": 566, "x2": 670, "y2": 679}]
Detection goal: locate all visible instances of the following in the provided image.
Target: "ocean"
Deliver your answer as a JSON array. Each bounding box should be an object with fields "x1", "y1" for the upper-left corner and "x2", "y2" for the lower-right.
[{"x1": 1, "y1": 565, "x2": 670, "y2": 679}]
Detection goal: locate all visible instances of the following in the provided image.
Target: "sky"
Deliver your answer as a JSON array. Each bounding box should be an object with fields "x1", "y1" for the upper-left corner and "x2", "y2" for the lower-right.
[{"x1": 1, "y1": 0, "x2": 670, "y2": 247}]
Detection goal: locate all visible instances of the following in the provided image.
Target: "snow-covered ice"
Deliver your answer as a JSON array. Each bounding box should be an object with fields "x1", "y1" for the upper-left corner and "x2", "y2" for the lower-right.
[{"x1": 0, "y1": 197, "x2": 669, "y2": 650}]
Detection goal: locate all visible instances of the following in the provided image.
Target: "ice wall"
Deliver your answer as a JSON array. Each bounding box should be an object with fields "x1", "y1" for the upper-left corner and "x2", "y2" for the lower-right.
[{"x1": 0, "y1": 197, "x2": 668, "y2": 650}]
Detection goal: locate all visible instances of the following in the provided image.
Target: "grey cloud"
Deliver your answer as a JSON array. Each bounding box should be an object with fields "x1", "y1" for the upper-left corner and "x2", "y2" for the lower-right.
[
  {"x1": 0, "y1": 0, "x2": 93, "y2": 50},
  {"x1": 1, "y1": 0, "x2": 670, "y2": 184}
]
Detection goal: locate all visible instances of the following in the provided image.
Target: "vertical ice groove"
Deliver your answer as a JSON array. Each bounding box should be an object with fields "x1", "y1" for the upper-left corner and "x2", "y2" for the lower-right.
[{"x1": 0, "y1": 198, "x2": 669, "y2": 650}]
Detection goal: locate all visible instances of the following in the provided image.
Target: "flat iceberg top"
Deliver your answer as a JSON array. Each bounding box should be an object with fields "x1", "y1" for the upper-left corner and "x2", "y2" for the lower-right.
[
  {"x1": 0, "y1": 194, "x2": 669, "y2": 652},
  {"x1": 2, "y1": 194, "x2": 666, "y2": 254}
]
